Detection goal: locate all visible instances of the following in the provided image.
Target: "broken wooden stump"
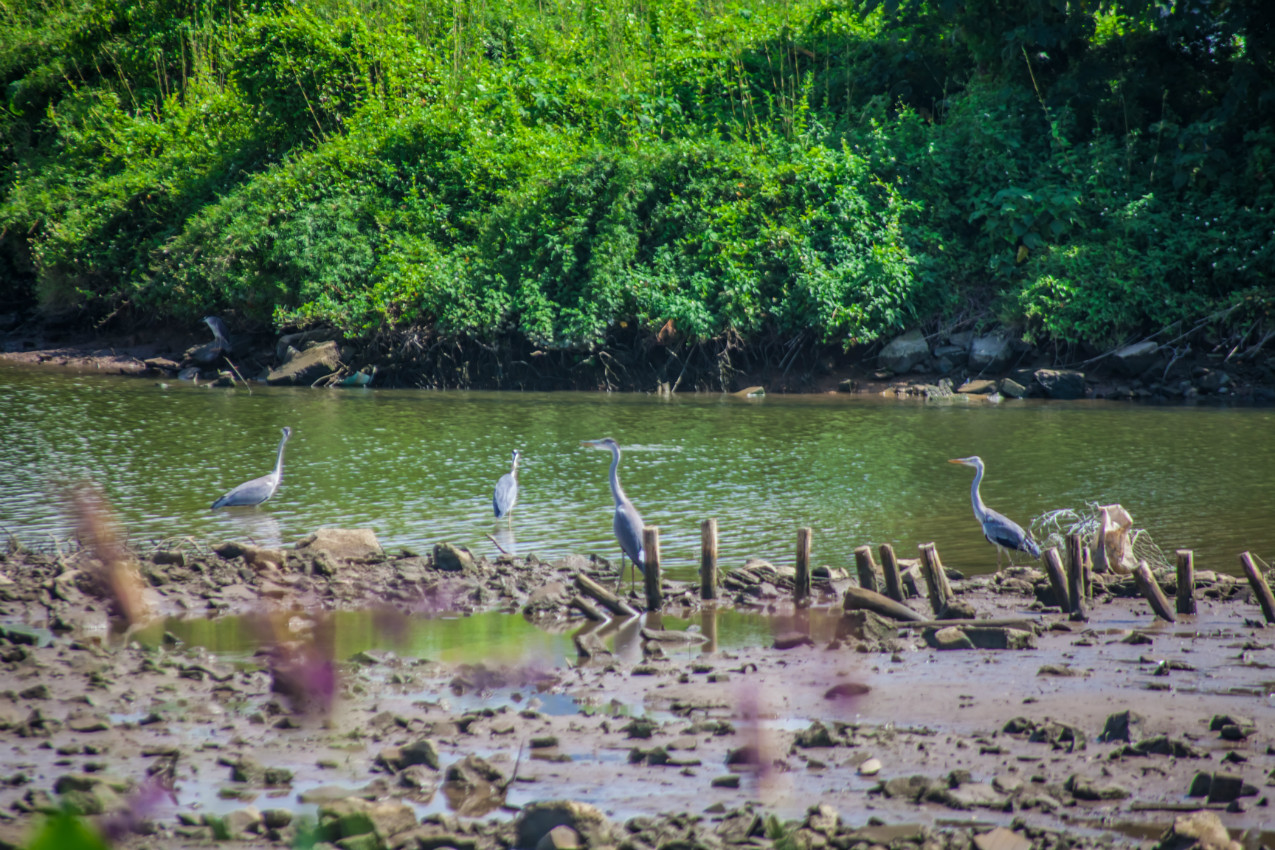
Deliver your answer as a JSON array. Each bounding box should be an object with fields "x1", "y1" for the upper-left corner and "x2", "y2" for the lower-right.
[
  {"x1": 1133, "y1": 559, "x2": 1176, "y2": 622},
  {"x1": 878, "y1": 543, "x2": 904, "y2": 602},
  {"x1": 1041, "y1": 547, "x2": 1070, "y2": 611},
  {"x1": 795, "y1": 527, "x2": 812, "y2": 602},
  {"x1": 854, "y1": 545, "x2": 880, "y2": 594},
  {"x1": 1238, "y1": 551, "x2": 1275, "y2": 623},
  {"x1": 642, "y1": 526, "x2": 663, "y2": 611},
  {"x1": 700, "y1": 519, "x2": 718, "y2": 601},
  {"x1": 843, "y1": 585, "x2": 926, "y2": 623},
  {"x1": 1175, "y1": 549, "x2": 1196, "y2": 616}
]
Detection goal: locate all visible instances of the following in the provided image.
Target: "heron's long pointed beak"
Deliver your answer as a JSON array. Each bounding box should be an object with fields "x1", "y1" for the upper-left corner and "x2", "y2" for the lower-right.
[{"x1": 947, "y1": 458, "x2": 965, "y2": 465}]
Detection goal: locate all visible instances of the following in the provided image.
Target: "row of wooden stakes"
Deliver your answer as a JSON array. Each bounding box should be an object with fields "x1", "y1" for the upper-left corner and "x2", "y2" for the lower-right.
[{"x1": 569, "y1": 522, "x2": 1275, "y2": 627}]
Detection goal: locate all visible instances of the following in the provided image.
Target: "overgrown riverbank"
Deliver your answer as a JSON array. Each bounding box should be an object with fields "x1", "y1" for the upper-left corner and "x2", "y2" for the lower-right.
[{"x1": 2, "y1": 0, "x2": 1273, "y2": 368}]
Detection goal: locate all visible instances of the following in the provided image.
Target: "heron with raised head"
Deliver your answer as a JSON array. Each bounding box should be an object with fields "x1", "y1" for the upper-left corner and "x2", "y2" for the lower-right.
[
  {"x1": 581, "y1": 438, "x2": 645, "y2": 587},
  {"x1": 948, "y1": 455, "x2": 1041, "y2": 566},
  {"x1": 211, "y1": 427, "x2": 292, "y2": 509},
  {"x1": 493, "y1": 450, "x2": 520, "y2": 521},
  {"x1": 203, "y1": 316, "x2": 232, "y2": 353}
]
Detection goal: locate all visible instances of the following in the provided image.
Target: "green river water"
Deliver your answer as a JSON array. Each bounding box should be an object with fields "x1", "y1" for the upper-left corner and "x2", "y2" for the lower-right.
[{"x1": 2, "y1": 362, "x2": 1272, "y2": 580}]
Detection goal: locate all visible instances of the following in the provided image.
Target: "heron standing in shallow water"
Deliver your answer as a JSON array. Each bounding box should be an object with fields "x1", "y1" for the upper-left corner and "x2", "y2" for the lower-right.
[
  {"x1": 948, "y1": 455, "x2": 1041, "y2": 566},
  {"x1": 211, "y1": 427, "x2": 292, "y2": 509},
  {"x1": 493, "y1": 450, "x2": 520, "y2": 521},
  {"x1": 581, "y1": 438, "x2": 645, "y2": 588}
]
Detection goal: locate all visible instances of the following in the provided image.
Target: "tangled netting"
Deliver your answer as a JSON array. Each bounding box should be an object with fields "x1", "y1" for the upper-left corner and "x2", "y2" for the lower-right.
[{"x1": 1028, "y1": 502, "x2": 1173, "y2": 572}]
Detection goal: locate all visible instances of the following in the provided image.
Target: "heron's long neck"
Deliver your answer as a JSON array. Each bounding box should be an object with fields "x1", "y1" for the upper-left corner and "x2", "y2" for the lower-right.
[
  {"x1": 970, "y1": 463, "x2": 989, "y2": 521},
  {"x1": 607, "y1": 447, "x2": 627, "y2": 508},
  {"x1": 511, "y1": 456, "x2": 519, "y2": 479},
  {"x1": 273, "y1": 436, "x2": 289, "y2": 478}
]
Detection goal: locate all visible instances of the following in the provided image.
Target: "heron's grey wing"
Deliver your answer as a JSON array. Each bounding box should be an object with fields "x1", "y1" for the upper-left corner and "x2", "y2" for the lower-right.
[
  {"x1": 614, "y1": 501, "x2": 646, "y2": 568},
  {"x1": 493, "y1": 473, "x2": 517, "y2": 517},
  {"x1": 211, "y1": 473, "x2": 275, "y2": 509},
  {"x1": 983, "y1": 510, "x2": 1033, "y2": 553}
]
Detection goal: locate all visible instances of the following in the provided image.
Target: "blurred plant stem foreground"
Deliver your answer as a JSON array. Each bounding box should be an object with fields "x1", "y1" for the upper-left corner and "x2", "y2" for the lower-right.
[{"x1": 2, "y1": 0, "x2": 1273, "y2": 371}]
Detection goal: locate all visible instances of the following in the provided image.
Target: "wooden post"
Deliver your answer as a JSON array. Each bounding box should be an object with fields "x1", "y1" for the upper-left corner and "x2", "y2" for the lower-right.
[
  {"x1": 1066, "y1": 534, "x2": 1088, "y2": 622},
  {"x1": 1041, "y1": 547, "x2": 1070, "y2": 611},
  {"x1": 879, "y1": 544, "x2": 904, "y2": 602},
  {"x1": 575, "y1": 574, "x2": 639, "y2": 619},
  {"x1": 854, "y1": 546, "x2": 879, "y2": 594},
  {"x1": 918, "y1": 543, "x2": 950, "y2": 615},
  {"x1": 642, "y1": 526, "x2": 662, "y2": 612},
  {"x1": 795, "y1": 527, "x2": 812, "y2": 602},
  {"x1": 1175, "y1": 550, "x2": 1196, "y2": 616},
  {"x1": 569, "y1": 595, "x2": 606, "y2": 622},
  {"x1": 1239, "y1": 552, "x2": 1275, "y2": 623},
  {"x1": 1133, "y1": 560, "x2": 1176, "y2": 622},
  {"x1": 1081, "y1": 544, "x2": 1093, "y2": 601},
  {"x1": 842, "y1": 586, "x2": 926, "y2": 622},
  {"x1": 700, "y1": 519, "x2": 718, "y2": 601}
]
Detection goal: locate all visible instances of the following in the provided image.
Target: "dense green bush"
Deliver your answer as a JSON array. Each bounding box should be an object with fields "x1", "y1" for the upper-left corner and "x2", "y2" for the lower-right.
[{"x1": 1, "y1": 0, "x2": 1272, "y2": 354}]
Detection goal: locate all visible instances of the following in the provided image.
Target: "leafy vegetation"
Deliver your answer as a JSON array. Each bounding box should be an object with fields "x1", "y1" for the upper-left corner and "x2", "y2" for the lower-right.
[{"x1": 2, "y1": 0, "x2": 1272, "y2": 364}]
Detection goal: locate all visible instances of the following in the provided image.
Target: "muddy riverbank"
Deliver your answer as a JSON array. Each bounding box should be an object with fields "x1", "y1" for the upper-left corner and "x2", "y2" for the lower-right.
[
  {"x1": 4, "y1": 319, "x2": 1275, "y2": 403},
  {"x1": 0, "y1": 528, "x2": 1272, "y2": 850}
]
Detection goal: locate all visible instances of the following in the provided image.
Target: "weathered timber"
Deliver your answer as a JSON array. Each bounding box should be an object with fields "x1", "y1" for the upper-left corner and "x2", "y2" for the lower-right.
[
  {"x1": 879, "y1": 544, "x2": 904, "y2": 602},
  {"x1": 854, "y1": 546, "x2": 880, "y2": 594},
  {"x1": 843, "y1": 586, "x2": 927, "y2": 622},
  {"x1": 1176, "y1": 550, "x2": 1196, "y2": 616},
  {"x1": 795, "y1": 527, "x2": 812, "y2": 602},
  {"x1": 1041, "y1": 547, "x2": 1070, "y2": 611},
  {"x1": 895, "y1": 617, "x2": 1042, "y2": 631},
  {"x1": 1132, "y1": 560, "x2": 1177, "y2": 622},
  {"x1": 575, "y1": 573, "x2": 638, "y2": 619},
  {"x1": 918, "y1": 543, "x2": 951, "y2": 615},
  {"x1": 700, "y1": 519, "x2": 718, "y2": 601},
  {"x1": 643, "y1": 526, "x2": 663, "y2": 611},
  {"x1": 1238, "y1": 551, "x2": 1275, "y2": 623},
  {"x1": 1066, "y1": 534, "x2": 1089, "y2": 622},
  {"x1": 569, "y1": 595, "x2": 606, "y2": 622}
]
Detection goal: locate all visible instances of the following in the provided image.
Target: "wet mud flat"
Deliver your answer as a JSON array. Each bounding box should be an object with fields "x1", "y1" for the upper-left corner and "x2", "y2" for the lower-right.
[{"x1": 0, "y1": 534, "x2": 1273, "y2": 850}]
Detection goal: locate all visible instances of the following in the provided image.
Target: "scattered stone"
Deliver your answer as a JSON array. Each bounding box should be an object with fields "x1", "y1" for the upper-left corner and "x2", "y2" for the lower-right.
[
  {"x1": 773, "y1": 632, "x2": 815, "y2": 650},
  {"x1": 267, "y1": 340, "x2": 343, "y2": 385},
  {"x1": 926, "y1": 626, "x2": 975, "y2": 650},
  {"x1": 1065, "y1": 774, "x2": 1129, "y2": 800},
  {"x1": 377, "y1": 738, "x2": 440, "y2": 773},
  {"x1": 434, "y1": 542, "x2": 477, "y2": 572},
  {"x1": 973, "y1": 826, "x2": 1032, "y2": 850},
  {"x1": 969, "y1": 335, "x2": 1014, "y2": 372},
  {"x1": 999, "y1": 378, "x2": 1028, "y2": 399},
  {"x1": 857, "y1": 758, "x2": 882, "y2": 776},
  {"x1": 317, "y1": 797, "x2": 418, "y2": 845},
  {"x1": 536, "y1": 824, "x2": 582, "y2": 850},
  {"x1": 878, "y1": 330, "x2": 931, "y2": 374},
  {"x1": 957, "y1": 379, "x2": 998, "y2": 395},
  {"x1": 1097, "y1": 710, "x2": 1146, "y2": 743},
  {"x1": 1034, "y1": 369, "x2": 1086, "y2": 399},
  {"x1": 710, "y1": 775, "x2": 740, "y2": 788},
  {"x1": 1152, "y1": 811, "x2": 1242, "y2": 850},
  {"x1": 836, "y1": 610, "x2": 897, "y2": 644},
  {"x1": 1123, "y1": 735, "x2": 1206, "y2": 759},
  {"x1": 295, "y1": 528, "x2": 383, "y2": 562},
  {"x1": 516, "y1": 801, "x2": 612, "y2": 850}
]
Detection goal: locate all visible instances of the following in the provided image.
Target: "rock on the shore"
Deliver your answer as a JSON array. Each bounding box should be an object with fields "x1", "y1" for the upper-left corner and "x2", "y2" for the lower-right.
[
  {"x1": 1153, "y1": 811, "x2": 1242, "y2": 850},
  {"x1": 296, "y1": 528, "x2": 383, "y2": 562},
  {"x1": 878, "y1": 330, "x2": 930, "y2": 374},
  {"x1": 969, "y1": 335, "x2": 1014, "y2": 372},
  {"x1": 1114, "y1": 341, "x2": 1161, "y2": 376},
  {"x1": 267, "y1": 340, "x2": 343, "y2": 385},
  {"x1": 1034, "y1": 369, "x2": 1086, "y2": 399},
  {"x1": 434, "y1": 542, "x2": 477, "y2": 572},
  {"x1": 516, "y1": 801, "x2": 613, "y2": 850}
]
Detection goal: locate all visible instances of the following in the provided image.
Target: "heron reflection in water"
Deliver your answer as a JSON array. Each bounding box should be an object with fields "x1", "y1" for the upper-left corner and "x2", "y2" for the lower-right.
[
  {"x1": 581, "y1": 438, "x2": 646, "y2": 588},
  {"x1": 948, "y1": 455, "x2": 1041, "y2": 566},
  {"x1": 211, "y1": 427, "x2": 292, "y2": 509}
]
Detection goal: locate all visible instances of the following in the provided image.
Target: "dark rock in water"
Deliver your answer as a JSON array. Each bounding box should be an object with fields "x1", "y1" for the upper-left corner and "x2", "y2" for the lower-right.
[
  {"x1": 963, "y1": 627, "x2": 1036, "y2": 650},
  {"x1": 516, "y1": 801, "x2": 613, "y2": 850},
  {"x1": 957, "y1": 379, "x2": 998, "y2": 395},
  {"x1": 1195, "y1": 368, "x2": 1230, "y2": 393},
  {"x1": 1097, "y1": 710, "x2": 1146, "y2": 743},
  {"x1": 878, "y1": 330, "x2": 931, "y2": 374},
  {"x1": 1034, "y1": 369, "x2": 1086, "y2": 399},
  {"x1": 878, "y1": 775, "x2": 933, "y2": 802},
  {"x1": 999, "y1": 378, "x2": 1028, "y2": 398},
  {"x1": 377, "y1": 738, "x2": 440, "y2": 773},
  {"x1": 317, "y1": 797, "x2": 418, "y2": 845},
  {"x1": 823, "y1": 682, "x2": 870, "y2": 701},
  {"x1": 267, "y1": 340, "x2": 343, "y2": 385}
]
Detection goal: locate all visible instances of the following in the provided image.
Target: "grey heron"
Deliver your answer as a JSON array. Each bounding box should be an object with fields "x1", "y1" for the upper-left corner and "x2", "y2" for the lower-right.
[
  {"x1": 493, "y1": 449, "x2": 520, "y2": 520},
  {"x1": 948, "y1": 455, "x2": 1041, "y2": 565},
  {"x1": 203, "y1": 316, "x2": 232, "y2": 353},
  {"x1": 211, "y1": 427, "x2": 292, "y2": 509},
  {"x1": 581, "y1": 438, "x2": 645, "y2": 587}
]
